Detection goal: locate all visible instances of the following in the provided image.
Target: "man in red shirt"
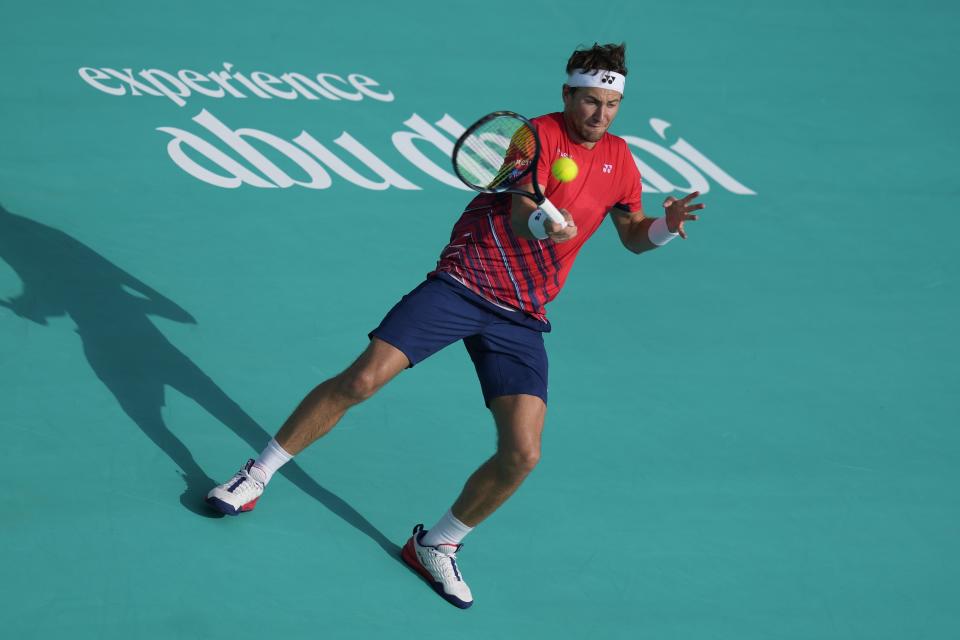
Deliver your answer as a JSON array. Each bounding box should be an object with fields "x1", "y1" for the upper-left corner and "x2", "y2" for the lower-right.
[
  {"x1": 207, "y1": 42, "x2": 704, "y2": 608},
  {"x1": 434, "y1": 108, "x2": 647, "y2": 321}
]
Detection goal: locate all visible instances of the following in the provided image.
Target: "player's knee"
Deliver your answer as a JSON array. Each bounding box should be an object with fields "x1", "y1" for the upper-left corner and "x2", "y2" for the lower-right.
[
  {"x1": 338, "y1": 368, "x2": 382, "y2": 403},
  {"x1": 499, "y1": 444, "x2": 541, "y2": 478},
  {"x1": 521, "y1": 447, "x2": 542, "y2": 473}
]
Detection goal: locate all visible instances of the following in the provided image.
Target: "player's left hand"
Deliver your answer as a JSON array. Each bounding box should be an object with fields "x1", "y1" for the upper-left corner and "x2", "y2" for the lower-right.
[
  {"x1": 546, "y1": 209, "x2": 577, "y2": 243},
  {"x1": 663, "y1": 191, "x2": 705, "y2": 239}
]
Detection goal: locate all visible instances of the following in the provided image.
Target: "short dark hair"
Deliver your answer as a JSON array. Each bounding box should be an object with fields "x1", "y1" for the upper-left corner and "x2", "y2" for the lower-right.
[{"x1": 565, "y1": 42, "x2": 628, "y2": 76}]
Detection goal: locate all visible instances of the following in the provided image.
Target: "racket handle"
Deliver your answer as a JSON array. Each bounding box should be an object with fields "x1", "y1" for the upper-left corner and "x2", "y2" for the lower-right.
[{"x1": 538, "y1": 198, "x2": 568, "y2": 228}]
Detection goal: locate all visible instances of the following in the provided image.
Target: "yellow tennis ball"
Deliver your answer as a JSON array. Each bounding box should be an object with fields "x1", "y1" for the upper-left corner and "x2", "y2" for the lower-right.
[{"x1": 551, "y1": 156, "x2": 579, "y2": 183}]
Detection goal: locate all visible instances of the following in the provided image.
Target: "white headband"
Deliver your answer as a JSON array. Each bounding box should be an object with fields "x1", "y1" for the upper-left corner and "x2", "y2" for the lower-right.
[{"x1": 567, "y1": 68, "x2": 626, "y2": 94}]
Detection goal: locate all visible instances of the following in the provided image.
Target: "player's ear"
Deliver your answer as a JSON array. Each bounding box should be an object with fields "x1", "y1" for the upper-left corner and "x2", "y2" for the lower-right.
[{"x1": 561, "y1": 84, "x2": 574, "y2": 106}]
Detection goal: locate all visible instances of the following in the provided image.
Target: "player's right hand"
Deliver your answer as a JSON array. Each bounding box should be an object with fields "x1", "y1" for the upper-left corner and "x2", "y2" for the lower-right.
[{"x1": 546, "y1": 210, "x2": 577, "y2": 243}]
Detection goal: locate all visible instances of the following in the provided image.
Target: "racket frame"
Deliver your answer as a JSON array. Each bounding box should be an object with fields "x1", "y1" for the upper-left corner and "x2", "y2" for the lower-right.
[{"x1": 451, "y1": 110, "x2": 567, "y2": 228}]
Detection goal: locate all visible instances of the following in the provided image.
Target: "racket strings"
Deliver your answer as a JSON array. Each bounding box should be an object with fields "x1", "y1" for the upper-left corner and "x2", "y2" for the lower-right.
[{"x1": 455, "y1": 117, "x2": 536, "y2": 191}]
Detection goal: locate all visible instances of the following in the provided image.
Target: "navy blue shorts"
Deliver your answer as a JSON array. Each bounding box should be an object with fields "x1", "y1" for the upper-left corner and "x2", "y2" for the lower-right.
[{"x1": 369, "y1": 274, "x2": 550, "y2": 407}]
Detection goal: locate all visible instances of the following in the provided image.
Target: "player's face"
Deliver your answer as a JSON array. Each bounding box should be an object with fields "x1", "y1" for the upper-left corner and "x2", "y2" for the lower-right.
[{"x1": 562, "y1": 86, "x2": 622, "y2": 145}]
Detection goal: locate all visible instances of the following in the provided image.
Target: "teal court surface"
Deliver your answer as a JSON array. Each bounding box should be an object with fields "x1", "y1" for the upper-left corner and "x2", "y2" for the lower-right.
[{"x1": 1, "y1": 1, "x2": 958, "y2": 638}]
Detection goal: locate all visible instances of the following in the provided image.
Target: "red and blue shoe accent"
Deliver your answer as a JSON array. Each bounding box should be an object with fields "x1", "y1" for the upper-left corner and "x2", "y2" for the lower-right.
[
  {"x1": 205, "y1": 459, "x2": 264, "y2": 516},
  {"x1": 401, "y1": 524, "x2": 474, "y2": 609}
]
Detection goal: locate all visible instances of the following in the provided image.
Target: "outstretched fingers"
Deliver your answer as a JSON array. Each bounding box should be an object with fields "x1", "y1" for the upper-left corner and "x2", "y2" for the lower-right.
[{"x1": 662, "y1": 191, "x2": 707, "y2": 240}]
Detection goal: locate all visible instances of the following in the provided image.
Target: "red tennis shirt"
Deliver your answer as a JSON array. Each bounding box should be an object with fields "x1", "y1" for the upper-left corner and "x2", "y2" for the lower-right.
[{"x1": 432, "y1": 112, "x2": 642, "y2": 322}]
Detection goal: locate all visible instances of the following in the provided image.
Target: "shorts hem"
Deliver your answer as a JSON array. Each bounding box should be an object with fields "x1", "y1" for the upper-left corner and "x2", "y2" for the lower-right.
[
  {"x1": 482, "y1": 390, "x2": 548, "y2": 408},
  {"x1": 368, "y1": 331, "x2": 416, "y2": 369}
]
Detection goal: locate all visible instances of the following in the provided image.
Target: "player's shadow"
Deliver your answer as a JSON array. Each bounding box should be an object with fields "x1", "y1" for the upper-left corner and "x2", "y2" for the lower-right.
[{"x1": 0, "y1": 203, "x2": 400, "y2": 559}]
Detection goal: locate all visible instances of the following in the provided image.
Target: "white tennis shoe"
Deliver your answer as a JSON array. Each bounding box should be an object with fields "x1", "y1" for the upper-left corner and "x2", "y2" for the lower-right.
[
  {"x1": 206, "y1": 459, "x2": 264, "y2": 516},
  {"x1": 401, "y1": 523, "x2": 474, "y2": 609}
]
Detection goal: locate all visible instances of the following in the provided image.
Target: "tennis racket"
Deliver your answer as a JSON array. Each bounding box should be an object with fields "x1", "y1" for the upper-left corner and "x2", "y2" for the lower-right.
[{"x1": 451, "y1": 111, "x2": 567, "y2": 228}]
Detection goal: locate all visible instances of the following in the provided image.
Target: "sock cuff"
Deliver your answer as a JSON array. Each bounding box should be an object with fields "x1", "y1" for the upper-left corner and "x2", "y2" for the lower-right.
[
  {"x1": 446, "y1": 510, "x2": 472, "y2": 533},
  {"x1": 250, "y1": 438, "x2": 294, "y2": 485},
  {"x1": 421, "y1": 509, "x2": 474, "y2": 547},
  {"x1": 265, "y1": 438, "x2": 293, "y2": 462}
]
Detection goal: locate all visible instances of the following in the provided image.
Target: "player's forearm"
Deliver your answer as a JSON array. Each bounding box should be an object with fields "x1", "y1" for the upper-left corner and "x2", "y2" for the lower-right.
[{"x1": 621, "y1": 217, "x2": 660, "y2": 254}]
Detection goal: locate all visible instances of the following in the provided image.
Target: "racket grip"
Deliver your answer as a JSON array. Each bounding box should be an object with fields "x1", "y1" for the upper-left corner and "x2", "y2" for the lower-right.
[{"x1": 538, "y1": 198, "x2": 568, "y2": 228}]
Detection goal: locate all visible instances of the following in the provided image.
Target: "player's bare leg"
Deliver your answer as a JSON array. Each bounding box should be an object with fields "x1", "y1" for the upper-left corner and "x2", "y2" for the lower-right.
[
  {"x1": 207, "y1": 337, "x2": 408, "y2": 514},
  {"x1": 275, "y1": 337, "x2": 410, "y2": 454},
  {"x1": 450, "y1": 393, "x2": 546, "y2": 525},
  {"x1": 401, "y1": 393, "x2": 545, "y2": 608}
]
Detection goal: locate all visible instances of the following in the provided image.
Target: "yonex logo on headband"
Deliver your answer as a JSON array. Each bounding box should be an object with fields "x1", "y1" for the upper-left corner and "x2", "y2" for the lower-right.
[{"x1": 567, "y1": 69, "x2": 625, "y2": 93}]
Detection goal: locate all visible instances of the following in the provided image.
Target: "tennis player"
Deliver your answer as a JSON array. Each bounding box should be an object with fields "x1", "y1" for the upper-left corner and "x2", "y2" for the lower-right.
[{"x1": 207, "y1": 42, "x2": 704, "y2": 609}]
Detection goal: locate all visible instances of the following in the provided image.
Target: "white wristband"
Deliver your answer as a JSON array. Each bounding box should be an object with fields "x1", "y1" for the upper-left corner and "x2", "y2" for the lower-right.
[
  {"x1": 648, "y1": 216, "x2": 678, "y2": 246},
  {"x1": 528, "y1": 208, "x2": 549, "y2": 240}
]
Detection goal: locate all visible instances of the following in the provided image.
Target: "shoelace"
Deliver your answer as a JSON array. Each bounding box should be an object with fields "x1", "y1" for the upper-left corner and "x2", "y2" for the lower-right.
[
  {"x1": 227, "y1": 469, "x2": 262, "y2": 496},
  {"x1": 426, "y1": 547, "x2": 462, "y2": 582}
]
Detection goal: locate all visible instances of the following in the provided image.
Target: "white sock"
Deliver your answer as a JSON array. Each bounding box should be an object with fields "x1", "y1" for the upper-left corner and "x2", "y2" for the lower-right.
[
  {"x1": 421, "y1": 509, "x2": 474, "y2": 548},
  {"x1": 249, "y1": 438, "x2": 293, "y2": 484}
]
